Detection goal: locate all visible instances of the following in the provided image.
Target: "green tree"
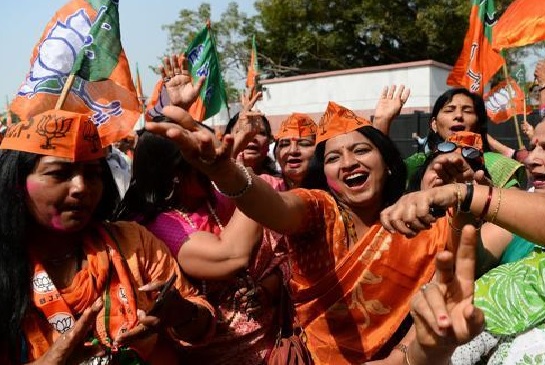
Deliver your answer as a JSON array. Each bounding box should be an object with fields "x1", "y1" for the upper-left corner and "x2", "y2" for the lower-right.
[{"x1": 162, "y1": 2, "x2": 257, "y2": 101}]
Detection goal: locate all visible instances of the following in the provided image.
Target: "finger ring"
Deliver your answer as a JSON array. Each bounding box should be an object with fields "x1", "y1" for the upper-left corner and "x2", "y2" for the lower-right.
[
  {"x1": 420, "y1": 283, "x2": 430, "y2": 292},
  {"x1": 163, "y1": 76, "x2": 171, "y2": 83},
  {"x1": 174, "y1": 71, "x2": 181, "y2": 76},
  {"x1": 199, "y1": 156, "x2": 217, "y2": 165}
]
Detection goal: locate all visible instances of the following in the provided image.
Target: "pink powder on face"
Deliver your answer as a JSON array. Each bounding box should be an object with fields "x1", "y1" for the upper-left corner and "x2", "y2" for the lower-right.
[
  {"x1": 51, "y1": 213, "x2": 64, "y2": 230},
  {"x1": 326, "y1": 177, "x2": 342, "y2": 193},
  {"x1": 26, "y1": 180, "x2": 40, "y2": 194}
]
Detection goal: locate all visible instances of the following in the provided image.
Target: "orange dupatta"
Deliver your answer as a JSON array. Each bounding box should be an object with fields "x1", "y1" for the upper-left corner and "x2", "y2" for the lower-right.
[
  {"x1": 288, "y1": 189, "x2": 448, "y2": 364},
  {"x1": 24, "y1": 224, "x2": 141, "y2": 361}
]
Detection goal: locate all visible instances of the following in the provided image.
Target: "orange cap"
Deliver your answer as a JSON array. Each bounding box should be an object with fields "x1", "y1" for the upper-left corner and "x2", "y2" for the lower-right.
[
  {"x1": 275, "y1": 113, "x2": 317, "y2": 140},
  {"x1": 316, "y1": 101, "x2": 372, "y2": 144},
  {"x1": 0, "y1": 109, "x2": 104, "y2": 161},
  {"x1": 446, "y1": 131, "x2": 483, "y2": 152}
]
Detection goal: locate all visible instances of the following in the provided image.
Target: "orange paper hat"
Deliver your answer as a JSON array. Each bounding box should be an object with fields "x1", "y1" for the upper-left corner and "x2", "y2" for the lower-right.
[
  {"x1": 316, "y1": 101, "x2": 372, "y2": 144},
  {"x1": 275, "y1": 113, "x2": 317, "y2": 140},
  {"x1": 446, "y1": 131, "x2": 483, "y2": 152},
  {"x1": 0, "y1": 110, "x2": 104, "y2": 162}
]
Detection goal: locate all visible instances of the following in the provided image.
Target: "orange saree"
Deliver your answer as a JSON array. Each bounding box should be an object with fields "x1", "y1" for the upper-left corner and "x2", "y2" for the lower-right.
[{"x1": 288, "y1": 189, "x2": 448, "y2": 364}]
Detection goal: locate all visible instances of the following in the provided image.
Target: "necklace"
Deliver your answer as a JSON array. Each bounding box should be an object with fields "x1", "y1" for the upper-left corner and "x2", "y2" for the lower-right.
[{"x1": 174, "y1": 202, "x2": 225, "y2": 295}]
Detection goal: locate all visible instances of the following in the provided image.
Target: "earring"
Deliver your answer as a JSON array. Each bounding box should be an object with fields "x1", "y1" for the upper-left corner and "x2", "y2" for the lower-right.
[
  {"x1": 165, "y1": 177, "x2": 180, "y2": 201},
  {"x1": 387, "y1": 169, "x2": 392, "y2": 176}
]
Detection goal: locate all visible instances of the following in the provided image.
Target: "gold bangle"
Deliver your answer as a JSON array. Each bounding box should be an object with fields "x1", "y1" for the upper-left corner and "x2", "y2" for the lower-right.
[
  {"x1": 489, "y1": 188, "x2": 502, "y2": 224},
  {"x1": 455, "y1": 183, "x2": 462, "y2": 214},
  {"x1": 394, "y1": 343, "x2": 413, "y2": 365}
]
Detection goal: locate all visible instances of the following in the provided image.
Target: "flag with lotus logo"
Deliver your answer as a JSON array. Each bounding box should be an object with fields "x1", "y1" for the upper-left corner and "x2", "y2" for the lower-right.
[
  {"x1": 484, "y1": 78, "x2": 527, "y2": 124},
  {"x1": 10, "y1": 0, "x2": 140, "y2": 147},
  {"x1": 447, "y1": 0, "x2": 505, "y2": 94},
  {"x1": 147, "y1": 22, "x2": 228, "y2": 122}
]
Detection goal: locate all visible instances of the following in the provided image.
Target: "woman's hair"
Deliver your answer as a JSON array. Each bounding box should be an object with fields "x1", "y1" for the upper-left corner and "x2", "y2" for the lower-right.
[
  {"x1": 0, "y1": 150, "x2": 117, "y2": 361},
  {"x1": 406, "y1": 152, "x2": 491, "y2": 193},
  {"x1": 427, "y1": 88, "x2": 491, "y2": 152},
  {"x1": 114, "y1": 131, "x2": 212, "y2": 223},
  {"x1": 301, "y1": 126, "x2": 407, "y2": 209},
  {"x1": 225, "y1": 112, "x2": 279, "y2": 176}
]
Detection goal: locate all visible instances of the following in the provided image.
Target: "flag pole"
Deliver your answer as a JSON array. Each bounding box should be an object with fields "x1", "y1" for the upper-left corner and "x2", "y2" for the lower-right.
[
  {"x1": 55, "y1": 74, "x2": 76, "y2": 110},
  {"x1": 501, "y1": 63, "x2": 524, "y2": 149}
]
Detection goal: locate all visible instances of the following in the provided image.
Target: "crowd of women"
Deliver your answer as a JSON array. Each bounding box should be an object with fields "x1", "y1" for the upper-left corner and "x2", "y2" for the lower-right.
[{"x1": 1, "y1": 53, "x2": 545, "y2": 365}]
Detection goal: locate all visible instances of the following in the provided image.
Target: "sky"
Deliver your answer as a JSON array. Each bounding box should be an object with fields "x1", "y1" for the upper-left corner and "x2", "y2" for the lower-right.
[{"x1": 0, "y1": 0, "x2": 256, "y2": 110}]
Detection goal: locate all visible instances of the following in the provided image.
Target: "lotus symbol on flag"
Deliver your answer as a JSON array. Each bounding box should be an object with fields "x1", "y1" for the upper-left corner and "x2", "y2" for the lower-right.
[{"x1": 17, "y1": 8, "x2": 122, "y2": 125}]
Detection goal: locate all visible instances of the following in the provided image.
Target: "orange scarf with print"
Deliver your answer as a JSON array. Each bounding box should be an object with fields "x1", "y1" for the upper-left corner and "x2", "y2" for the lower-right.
[
  {"x1": 23, "y1": 224, "x2": 140, "y2": 361},
  {"x1": 291, "y1": 220, "x2": 448, "y2": 364}
]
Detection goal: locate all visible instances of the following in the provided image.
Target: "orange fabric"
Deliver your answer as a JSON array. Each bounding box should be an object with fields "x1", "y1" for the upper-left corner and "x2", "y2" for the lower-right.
[
  {"x1": 484, "y1": 78, "x2": 527, "y2": 124},
  {"x1": 275, "y1": 113, "x2": 317, "y2": 140},
  {"x1": 492, "y1": 0, "x2": 545, "y2": 51},
  {"x1": 288, "y1": 189, "x2": 448, "y2": 364},
  {"x1": 246, "y1": 35, "x2": 259, "y2": 92},
  {"x1": 446, "y1": 131, "x2": 483, "y2": 150},
  {"x1": 9, "y1": 0, "x2": 140, "y2": 148},
  {"x1": 23, "y1": 221, "x2": 215, "y2": 364},
  {"x1": 0, "y1": 109, "x2": 104, "y2": 162},
  {"x1": 447, "y1": 0, "x2": 505, "y2": 94},
  {"x1": 316, "y1": 102, "x2": 372, "y2": 144}
]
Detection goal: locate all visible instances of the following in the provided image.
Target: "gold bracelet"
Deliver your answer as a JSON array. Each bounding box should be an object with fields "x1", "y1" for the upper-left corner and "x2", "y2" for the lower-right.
[
  {"x1": 489, "y1": 188, "x2": 503, "y2": 224},
  {"x1": 455, "y1": 183, "x2": 462, "y2": 214},
  {"x1": 394, "y1": 343, "x2": 413, "y2": 365}
]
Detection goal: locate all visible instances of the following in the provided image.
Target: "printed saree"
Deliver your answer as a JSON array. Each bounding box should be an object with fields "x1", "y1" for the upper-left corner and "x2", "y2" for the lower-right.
[{"x1": 288, "y1": 189, "x2": 448, "y2": 364}]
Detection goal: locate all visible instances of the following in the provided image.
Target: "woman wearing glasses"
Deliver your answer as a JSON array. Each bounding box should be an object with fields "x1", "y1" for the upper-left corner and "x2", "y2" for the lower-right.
[{"x1": 404, "y1": 88, "x2": 526, "y2": 189}]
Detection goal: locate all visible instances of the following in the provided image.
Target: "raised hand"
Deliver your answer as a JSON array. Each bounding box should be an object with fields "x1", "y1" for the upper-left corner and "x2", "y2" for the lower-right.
[
  {"x1": 160, "y1": 54, "x2": 206, "y2": 110},
  {"x1": 145, "y1": 105, "x2": 233, "y2": 175},
  {"x1": 409, "y1": 225, "x2": 484, "y2": 363},
  {"x1": 31, "y1": 298, "x2": 104, "y2": 365},
  {"x1": 373, "y1": 85, "x2": 411, "y2": 135}
]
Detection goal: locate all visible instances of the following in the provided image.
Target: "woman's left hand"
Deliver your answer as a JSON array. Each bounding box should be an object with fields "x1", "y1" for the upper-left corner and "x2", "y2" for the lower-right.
[
  {"x1": 431, "y1": 153, "x2": 492, "y2": 187},
  {"x1": 372, "y1": 85, "x2": 410, "y2": 135},
  {"x1": 409, "y1": 225, "x2": 484, "y2": 360}
]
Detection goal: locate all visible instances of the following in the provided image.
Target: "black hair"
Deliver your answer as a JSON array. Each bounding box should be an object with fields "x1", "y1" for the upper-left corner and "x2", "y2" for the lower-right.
[
  {"x1": 0, "y1": 150, "x2": 117, "y2": 361},
  {"x1": 225, "y1": 112, "x2": 279, "y2": 176},
  {"x1": 427, "y1": 88, "x2": 491, "y2": 152},
  {"x1": 114, "y1": 131, "x2": 212, "y2": 223},
  {"x1": 301, "y1": 126, "x2": 407, "y2": 209},
  {"x1": 406, "y1": 151, "x2": 492, "y2": 193}
]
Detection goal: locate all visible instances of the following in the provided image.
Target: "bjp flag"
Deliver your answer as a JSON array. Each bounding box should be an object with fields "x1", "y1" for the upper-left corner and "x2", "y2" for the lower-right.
[
  {"x1": 493, "y1": 0, "x2": 545, "y2": 51},
  {"x1": 10, "y1": 0, "x2": 140, "y2": 147},
  {"x1": 447, "y1": 0, "x2": 505, "y2": 94},
  {"x1": 484, "y1": 78, "x2": 527, "y2": 124},
  {"x1": 147, "y1": 22, "x2": 228, "y2": 122}
]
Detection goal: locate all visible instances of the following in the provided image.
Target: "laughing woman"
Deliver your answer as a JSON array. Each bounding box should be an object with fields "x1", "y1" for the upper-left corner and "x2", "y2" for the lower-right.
[{"x1": 144, "y1": 101, "x2": 467, "y2": 364}]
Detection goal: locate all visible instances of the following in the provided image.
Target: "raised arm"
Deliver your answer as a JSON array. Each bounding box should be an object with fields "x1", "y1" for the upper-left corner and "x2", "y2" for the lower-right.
[
  {"x1": 372, "y1": 85, "x2": 411, "y2": 135},
  {"x1": 145, "y1": 105, "x2": 308, "y2": 234},
  {"x1": 178, "y1": 209, "x2": 263, "y2": 280}
]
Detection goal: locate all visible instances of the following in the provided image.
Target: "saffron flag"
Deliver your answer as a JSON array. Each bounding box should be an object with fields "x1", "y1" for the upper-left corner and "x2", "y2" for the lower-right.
[
  {"x1": 493, "y1": 0, "x2": 545, "y2": 51},
  {"x1": 484, "y1": 78, "x2": 527, "y2": 124},
  {"x1": 447, "y1": 0, "x2": 505, "y2": 94},
  {"x1": 147, "y1": 22, "x2": 228, "y2": 122},
  {"x1": 10, "y1": 0, "x2": 140, "y2": 147},
  {"x1": 246, "y1": 35, "x2": 259, "y2": 91}
]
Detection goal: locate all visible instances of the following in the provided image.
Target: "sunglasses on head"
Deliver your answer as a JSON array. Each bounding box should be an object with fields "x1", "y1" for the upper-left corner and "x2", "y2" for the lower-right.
[{"x1": 435, "y1": 141, "x2": 482, "y2": 160}]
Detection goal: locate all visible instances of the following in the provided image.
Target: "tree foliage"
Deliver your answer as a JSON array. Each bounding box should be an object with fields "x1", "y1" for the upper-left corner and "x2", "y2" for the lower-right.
[{"x1": 163, "y1": 0, "x2": 527, "y2": 94}]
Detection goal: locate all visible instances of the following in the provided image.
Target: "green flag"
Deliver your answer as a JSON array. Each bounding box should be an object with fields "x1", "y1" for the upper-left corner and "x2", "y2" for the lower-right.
[{"x1": 185, "y1": 22, "x2": 228, "y2": 121}]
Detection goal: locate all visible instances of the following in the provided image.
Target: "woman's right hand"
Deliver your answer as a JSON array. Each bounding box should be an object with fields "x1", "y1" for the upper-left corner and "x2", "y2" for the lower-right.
[{"x1": 30, "y1": 298, "x2": 103, "y2": 365}]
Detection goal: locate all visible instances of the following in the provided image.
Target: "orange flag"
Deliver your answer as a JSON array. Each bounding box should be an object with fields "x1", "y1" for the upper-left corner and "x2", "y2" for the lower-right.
[
  {"x1": 447, "y1": 0, "x2": 505, "y2": 94},
  {"x1": 10, "y1": 0, "x2": 140, "y2": 147},
  {"x1": 493, "y1": 0, "x2": 545, "y2": 51},
  {"x1": 246, "y1": 35, "x2": 259, "y2": 92},
  {"x1": 484, "y1": 78, "x2": 527, "y2": 124}
]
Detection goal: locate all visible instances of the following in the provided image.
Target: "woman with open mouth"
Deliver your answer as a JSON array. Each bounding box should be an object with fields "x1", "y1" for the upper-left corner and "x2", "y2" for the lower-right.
[{"x1": 145, "y1": 100, "x2": 474, "y2": 364}]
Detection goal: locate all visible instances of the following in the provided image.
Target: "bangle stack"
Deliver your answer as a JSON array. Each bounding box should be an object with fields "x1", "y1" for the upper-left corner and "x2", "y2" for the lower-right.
[{"x1": 211, "y1": 162, "x2": 253, "y2": 198}]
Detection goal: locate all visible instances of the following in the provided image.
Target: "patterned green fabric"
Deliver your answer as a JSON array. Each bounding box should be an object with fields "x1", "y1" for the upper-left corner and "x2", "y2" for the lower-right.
[
  {"x1": 483, "y1": 152, "x2": 526, "y2": 189},
  {"x1": 475, "y1": 250, "x2": 545, "y2": 336}
]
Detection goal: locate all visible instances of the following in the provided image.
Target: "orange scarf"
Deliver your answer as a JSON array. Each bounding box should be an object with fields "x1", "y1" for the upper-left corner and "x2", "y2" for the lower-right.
[{"x1": 24, "y1": 224, "x2": 140, "y2": 360}]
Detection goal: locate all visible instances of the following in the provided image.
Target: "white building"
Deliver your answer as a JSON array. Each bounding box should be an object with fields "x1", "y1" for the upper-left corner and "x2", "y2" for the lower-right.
[{"x1": 252, "y1": 59, "x2": 453, "y2": 132}]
